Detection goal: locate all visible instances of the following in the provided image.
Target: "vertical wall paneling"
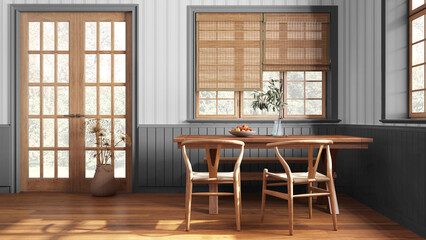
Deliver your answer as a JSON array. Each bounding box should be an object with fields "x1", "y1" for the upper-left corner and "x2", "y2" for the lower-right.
[
  {"x1": 2, "y1": 0, "x2": 386, "y2": 125},
  {"x1": 339, "y1": 125, "x2": 426, "y2": 238},
  {"x1": 0, "y1": 126, "x2": 11, "y2": 189},
  {"x1": 136, "y1": 124, "x2": 340, "y2": 192}
]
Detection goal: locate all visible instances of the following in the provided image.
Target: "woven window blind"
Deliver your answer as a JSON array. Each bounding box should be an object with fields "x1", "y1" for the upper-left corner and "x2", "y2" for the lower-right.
[
  {"x1": 196, "y1": 13, "x2": 263, "y2": 91},
  {"x1": 263, "y1": 13, "x2": 330, "y2": 71}
]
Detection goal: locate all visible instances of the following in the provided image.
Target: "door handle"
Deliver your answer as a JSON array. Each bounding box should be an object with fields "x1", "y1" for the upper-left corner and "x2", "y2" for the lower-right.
[
  {"x1": 76, "y1": 114, "x2": 85, "y2": 118},
  {"x1": 63, "y1": 114, "x2": 76, "y2": 118}
]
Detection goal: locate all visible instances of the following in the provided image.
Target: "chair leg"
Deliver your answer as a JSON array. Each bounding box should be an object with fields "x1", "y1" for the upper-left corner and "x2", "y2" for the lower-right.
[
  {"x1": 185, "y1": 180, "x2": 193, "y2": 231},
  {"x1": 234, "y1": 181, "x2": 241, "y2": 231},
  {"x1": 308, "y1": 182, "x2": 313, "y2": 219},
  {"x1": 288, "y1": 182, "x2": 294, "y2": 236},
  {"x1": 327, "y1": 180, "x2": 338, "y2": 231},
  {"x1": 238, "y1": 176, "x2": 242, "y2": 218},
  {"x1": 260, "y1": 169, "x2": 268, "y2": 222}
]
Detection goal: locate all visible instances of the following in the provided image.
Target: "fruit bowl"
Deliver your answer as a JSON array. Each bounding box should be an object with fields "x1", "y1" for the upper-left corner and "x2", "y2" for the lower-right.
[{"x1": 229, "y1": 130, "x2": 256, "y2": 137}]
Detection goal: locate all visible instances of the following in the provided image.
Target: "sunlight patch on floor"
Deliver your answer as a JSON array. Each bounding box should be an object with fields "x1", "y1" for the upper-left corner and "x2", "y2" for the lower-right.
[
  {"x1": 1, "y1": 219, "x2": 72, "y2": 234},
  {"x1": 154, "y1": 220, "x2": 184, "y2": 230}
]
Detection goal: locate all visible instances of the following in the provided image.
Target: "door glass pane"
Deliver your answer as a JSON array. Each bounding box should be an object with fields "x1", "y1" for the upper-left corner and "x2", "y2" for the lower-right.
[
  {"x1": 29, "y1": 22, "x2": 40, "y2": 51},
  {"x1": 57, "y1": 54, "x2": 69, "y2": 83},
  {"x1": 43, "y1": 22, "x2": 55, "y2": 50},
  {"x1": 57, "y1": 22, "x2": 69, "y2": 51},
  {"x1": 85, "y1": 86, "x2": 97, "y2": 115},
  {"x1": 85, "y1": 54, "x2": 97, "y2": 83},
  {"x1": 101, "y1": 118, "x2": 112, "y2": 141},
  {"x1": 58, "y1": 151, "x2": 69, "y2": 178},
  {"x1": 29, "y1": 87, "x2": 40, "y2": 115},
  {"x1": 57, "y1": 118, "x2": 69, "y2": 148},
  {"x1": 43, "y1": 54, "x2": 55, "y2": 83},
  {"x1": 43, "y1": 151, "x2": 55, "y2": 178},
  {"x1": 114, "y1": 86, "x2": 126, "y2": 115},
  {"x1": 85, "y1": 22, "x2": 97, "y2": 51},
  {"x1": 85, "y1": 119, "x2": 97, "y2": 148},
  {"x1": 100, "y1": 22, "x2": 111, "y2": 50},
  {"x1": 43, "y1": 118, "x2": 55, "y2": 147},
  {"x1": 114, "y1": 22, "x2": 126, "y2": 50},
  {"x1": 114, "y1": 54, "x2": 126, "y2": 83},
  {"x1": 29, "y1": 118, "x2": 40, "y2": 147},
  {"x1": 85, "y1": 150, "x2": 97, "y2": 178},
  {"x1": 114, "y1": 151, "x2": 126, "y2": 178},
  {"x1": 29, "y1": 151, "x2": 40, "y2": 178},
  {"x1": 99, "y1": 54, "x2": 111, "y2": 83},
  {"x1": 29, "y1": 54, "x2": 40, "y2": 83},
  {"x1": 43, "y1": 86, "x2": 55, "y2": 115},
  {"x1": 412, "y1": 65, "x2": 425, "y2": 90},
  {"x1": 114, "y1": 118, "x2": 126, "y2": 147},
  {"x1": 412, "y1": 91, "x2": 425, "y2": 113},
  {"x1": 57, "y1": 86, "x2": 69, "y2": 115},
  {"x1": 99, "y1": 87, "x2": 111, "y2": 115}
]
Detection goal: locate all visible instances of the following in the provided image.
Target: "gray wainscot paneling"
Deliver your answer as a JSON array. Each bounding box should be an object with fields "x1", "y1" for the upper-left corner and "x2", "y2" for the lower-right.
[
  {"x1": 0, "y1": 125, "x2": 11, "y2": 193},
  {"x1": 136, "y1": 123, "x2": 340, "y2": 194},
  {"x1": 338, "y1": 125, "x2": 426, "y2": 238}
]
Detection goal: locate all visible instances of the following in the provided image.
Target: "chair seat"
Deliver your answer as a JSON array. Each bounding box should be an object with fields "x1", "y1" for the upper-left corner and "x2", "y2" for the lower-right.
[
  {"x1": 192, "y1": 172, "x2": 234, "y2": 181},
  {"x1": 267, "y1": 172, "x2": 330, "y2": 184}
]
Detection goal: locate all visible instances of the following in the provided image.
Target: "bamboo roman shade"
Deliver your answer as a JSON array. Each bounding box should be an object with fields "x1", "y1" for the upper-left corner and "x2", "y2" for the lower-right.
[
  {"x1": 263, "y1": 13, "x2": 330, "y2": 71},
  {"x1": 196, "y1": 13, "x2": 263, "y2": 91}
]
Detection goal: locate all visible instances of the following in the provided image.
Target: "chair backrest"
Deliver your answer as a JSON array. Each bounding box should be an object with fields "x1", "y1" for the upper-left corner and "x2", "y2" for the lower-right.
[
  {"x1": 266, "y1": 140, "x2": 334, "y2": 181},
  {"x1": 181, "y1": 140, "x2": 245, "y2": 178}
]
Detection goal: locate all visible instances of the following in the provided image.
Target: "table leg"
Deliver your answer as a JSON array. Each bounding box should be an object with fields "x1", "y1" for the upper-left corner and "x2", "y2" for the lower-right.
[
  {"x1": 318, "y1": 149, "x2": 339, "y2": 214},
  {"x1": 207, "y1": 148, "x2": 219, "y2": 215}
]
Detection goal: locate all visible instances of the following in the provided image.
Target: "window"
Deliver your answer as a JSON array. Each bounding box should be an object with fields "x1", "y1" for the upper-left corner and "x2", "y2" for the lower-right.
[
  {"x1": 410, "y1": 0, "x2": 426, "y2": 118},
  {"x1": 194, "y1": 12, "x2": 331, "y2": 119}
]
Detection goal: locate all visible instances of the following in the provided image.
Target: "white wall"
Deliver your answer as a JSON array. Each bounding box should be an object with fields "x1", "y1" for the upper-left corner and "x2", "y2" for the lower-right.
[{"x1": 0, "y1": 0, "x2": 385, "y2": 125}]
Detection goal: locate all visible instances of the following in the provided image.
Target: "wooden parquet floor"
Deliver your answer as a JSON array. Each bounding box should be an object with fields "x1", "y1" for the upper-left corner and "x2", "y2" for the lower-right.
[{"x1": 0, "y1": 193, "x2": 422, "y2": 239}]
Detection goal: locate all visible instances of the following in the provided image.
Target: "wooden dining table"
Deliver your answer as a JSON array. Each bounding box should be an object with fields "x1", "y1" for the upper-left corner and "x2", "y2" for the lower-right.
[{"x1": 174, "y1": 135, "x2": 373, "y2": 215}]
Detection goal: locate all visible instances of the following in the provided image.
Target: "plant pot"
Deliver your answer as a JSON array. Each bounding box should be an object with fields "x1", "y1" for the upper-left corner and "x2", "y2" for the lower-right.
[
  {"x1": 91, "y1": 164, "x2": 117, "y2": 197},
  {"x1": 272, "y1": 119, "x2": 284, "y2": 136}
]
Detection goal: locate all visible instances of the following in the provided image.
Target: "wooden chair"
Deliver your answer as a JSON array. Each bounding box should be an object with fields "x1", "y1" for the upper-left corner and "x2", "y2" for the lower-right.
[
  {"x1": 181, "y1": 139, "x2": 245, "y2": 231},
  {"x1": 260, "y1": 140, "x2": 338, "y2": 235}
]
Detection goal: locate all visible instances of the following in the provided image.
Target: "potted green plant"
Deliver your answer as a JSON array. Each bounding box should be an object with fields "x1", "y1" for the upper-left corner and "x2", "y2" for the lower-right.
[
  {"x1": 83, "y1": 119, "x2": 131, "y2": 196},
  {"x1": 251, "y1": 80, "x2": 287, "y2": 136}
]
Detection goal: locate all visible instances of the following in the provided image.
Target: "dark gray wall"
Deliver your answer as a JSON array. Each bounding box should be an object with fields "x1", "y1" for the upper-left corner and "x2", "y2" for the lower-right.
[
  {"x1": 338, "y1": 125, "x2": 426, "y2": 238},
  {"x1": 0, "y1": 125, "x2": 11, "y2": 194}
]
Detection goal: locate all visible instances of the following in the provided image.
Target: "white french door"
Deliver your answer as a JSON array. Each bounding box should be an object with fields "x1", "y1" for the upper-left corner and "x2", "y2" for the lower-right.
[{"x1": 20, "y1": 12, "x2": 132, "y2": 192}]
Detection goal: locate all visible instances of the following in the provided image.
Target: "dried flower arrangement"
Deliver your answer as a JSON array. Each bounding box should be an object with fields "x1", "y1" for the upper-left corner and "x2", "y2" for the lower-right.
[{"x1": 82, "y1": 118, "x2": 131, "y2": 165}]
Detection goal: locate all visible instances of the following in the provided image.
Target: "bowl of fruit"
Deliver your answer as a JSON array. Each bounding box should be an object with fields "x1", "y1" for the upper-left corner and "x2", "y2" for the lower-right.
[{"x1": 229, "y1": 124, "x2": 256, "y2": 137}]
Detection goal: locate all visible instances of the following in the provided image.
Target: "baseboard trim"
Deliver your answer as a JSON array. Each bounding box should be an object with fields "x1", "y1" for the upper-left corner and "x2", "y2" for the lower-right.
[{"x1": 0, "y1": 187, "x2": 10, "y2": 193}]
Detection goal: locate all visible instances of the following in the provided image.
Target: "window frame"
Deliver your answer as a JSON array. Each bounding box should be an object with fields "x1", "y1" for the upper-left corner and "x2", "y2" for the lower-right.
[
  {"x1": 187, "y1": 6, "x2": 339, "y2": 122},
  {"x1": 409, "y1": 4, "x2": 426, "y2": 118}
]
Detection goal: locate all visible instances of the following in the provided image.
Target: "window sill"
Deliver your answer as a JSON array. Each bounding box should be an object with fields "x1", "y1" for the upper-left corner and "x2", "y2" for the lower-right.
[
  {"x1": 380, "y1": 119, "x2": 426, "y2": 124},
  {"x1": 186, "y1": 119, "x2": 341, "y2": 124}
]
